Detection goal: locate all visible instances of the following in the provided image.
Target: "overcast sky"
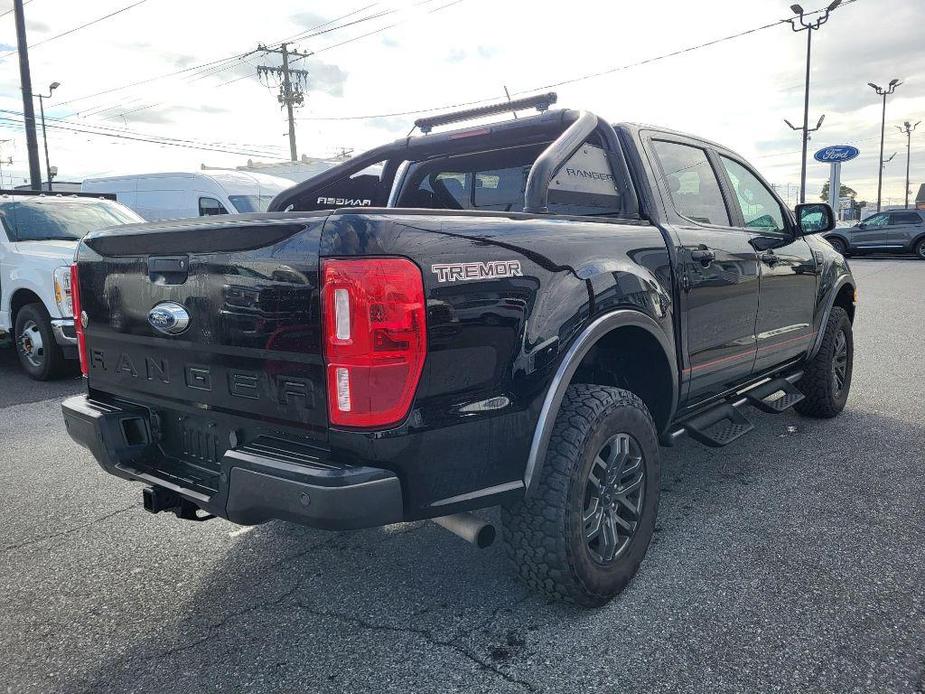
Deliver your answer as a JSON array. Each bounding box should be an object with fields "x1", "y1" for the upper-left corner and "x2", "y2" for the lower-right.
[{"x1": 0, "y1": 0, "x2": 922, "y2": 206}]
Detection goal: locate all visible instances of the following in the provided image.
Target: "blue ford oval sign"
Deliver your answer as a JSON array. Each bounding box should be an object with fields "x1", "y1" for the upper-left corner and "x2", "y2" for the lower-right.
[
  {"x1": 147, "y1": 302, "x2": 190, "y2": 335},
  {"x1": 814, "y1": 145, "x2": 860, "y2": 163}
]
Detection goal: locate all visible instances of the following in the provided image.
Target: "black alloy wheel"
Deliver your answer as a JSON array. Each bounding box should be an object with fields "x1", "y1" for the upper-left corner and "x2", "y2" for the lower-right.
[
  {"x1": 584, "y1": 433, "x2": 646, "y2": 564},
  {"x1": 831, "y1": 328, "x2": 849, "y2": 399}
]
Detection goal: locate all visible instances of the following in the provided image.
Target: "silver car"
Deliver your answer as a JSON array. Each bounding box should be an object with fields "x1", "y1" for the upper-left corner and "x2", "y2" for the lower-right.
[{"x1": 825, "y1": 209, "x2": 925, "y2": 258}]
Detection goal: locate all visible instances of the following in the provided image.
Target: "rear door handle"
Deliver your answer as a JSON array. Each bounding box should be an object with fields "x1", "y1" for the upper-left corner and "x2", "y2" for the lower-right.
[
  {"x1": 759, "y1": 251, "x2": 779, "y2": 266},
  {"x1": 690, "y1": 247, "x2": 716, "y2": 265}
]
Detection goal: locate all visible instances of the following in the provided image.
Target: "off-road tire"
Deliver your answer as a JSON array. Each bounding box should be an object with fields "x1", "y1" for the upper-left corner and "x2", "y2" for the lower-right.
[
  {"x1": 502, "y1": 384, "x2": 660, "y2": 607},
  {"x1": 795, "y1": 306, "x2": 853, "y2": 418},
  {"x1": 14, "y1": 303, "x2": 67, "y2": 381}
]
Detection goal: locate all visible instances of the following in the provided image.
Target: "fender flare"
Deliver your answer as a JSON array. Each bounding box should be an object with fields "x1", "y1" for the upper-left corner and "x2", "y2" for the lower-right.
[
  {"x1": 808, "y1": 273, "x2": 855, "y2": 360},
  {"x1": 523, "y1": 309, "x2": 678, "y2": 496}
]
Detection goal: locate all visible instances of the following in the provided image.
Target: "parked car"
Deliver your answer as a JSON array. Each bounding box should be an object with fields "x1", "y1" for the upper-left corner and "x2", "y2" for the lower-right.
[
  {"x1": 80, "y1": 170, "x2": 292, "y2": 221},
  {"x1": 825, "y1": 209, "x2": 925, "y2": 258},
  {"x1": 0, "y1": 191, "x2": 143, "y2": 379},
  {"x1": 62, "y1": 95, "x2": 856, "y2": 606}
]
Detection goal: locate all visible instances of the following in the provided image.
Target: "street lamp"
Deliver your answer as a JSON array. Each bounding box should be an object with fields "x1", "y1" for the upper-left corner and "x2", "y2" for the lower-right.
[
  {"x1": 35, "y1": 80, "x2": 59, "y2": 191},
  {"x1": 788, "y1": 0, "x2": 842, "y2": 204},
  {"x1": 869, "y1": 79, "x2": 902, "y2": 212},
  {"x1": 896, "y1": 120, "x2": 921, "y2": 209}
]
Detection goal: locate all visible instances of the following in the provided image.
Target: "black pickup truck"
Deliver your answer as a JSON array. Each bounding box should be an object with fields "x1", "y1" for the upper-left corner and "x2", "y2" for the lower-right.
[{"x1": 62, "y1": 94, "x2": 856, "y2": 606}]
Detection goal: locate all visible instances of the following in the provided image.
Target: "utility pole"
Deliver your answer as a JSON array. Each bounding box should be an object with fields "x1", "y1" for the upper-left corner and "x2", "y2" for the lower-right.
[
  {"x1": 787, "y1": 0, "x2": 841, "y2": 204},
  {"x1": 869, "y1": 79, "x2": 902, "y2": 212},
  {"x1": 897, "y1": 120, "x2": 920, "y2": 209},
  {"x1": 0, "y1": 140, "x2": 12, "y2": 189},
  {"x1": 36, "y1": 81, "x2": 60, "y2": 191},
  {"x1": 12, "y1": 0, "x2": 42, "y2": 190},
  {"x1": 257, "y1": 43, "x2": 311, "y2": 162}
]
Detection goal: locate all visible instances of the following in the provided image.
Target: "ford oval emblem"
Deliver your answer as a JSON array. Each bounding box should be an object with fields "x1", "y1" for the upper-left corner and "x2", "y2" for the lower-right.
[
  {"x1": 813, "y1": 145, "x2": 860, "y2": 163},
  {"x1": 147, "y1": 302, "x2": 190, "y2": 335}
]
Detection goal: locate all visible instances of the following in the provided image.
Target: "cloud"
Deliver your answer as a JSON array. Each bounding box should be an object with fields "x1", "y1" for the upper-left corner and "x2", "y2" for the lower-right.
[
  {"x1": 25, "y1": 19, "x2": 48, "y2": 34},
  {"x1": 307, "y1": 59, "x2": 347, "y2": 98},
  {"x1": 0, "y1": 42, "x2": 14, "y2": 52},
  {"x1": 172, "y1": 53, "x2": 200, "y2": 69},
  {"x1": 445, "y1": 48, "x2": 466, "y2": 63},
  {"x1": 290, "y1": 11, "x2": 328, "y2": 30}
]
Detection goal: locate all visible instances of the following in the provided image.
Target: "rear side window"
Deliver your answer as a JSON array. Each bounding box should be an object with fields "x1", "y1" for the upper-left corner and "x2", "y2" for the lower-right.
[
  {"x1": 398, "y1": 142, "x2": 624, "y2": 216},
  {"x1": 892, "y1": 211, "x2": 923, "y2": 225},
  {"x1": 199, "y1": 197, "x2": 228, "y2": 216},
  {"x1": 652, "y1": 140, "x2": 730, "y2": 226}
]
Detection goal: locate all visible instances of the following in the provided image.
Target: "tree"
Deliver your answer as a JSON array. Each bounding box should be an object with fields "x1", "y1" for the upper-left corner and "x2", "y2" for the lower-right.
[{"x1": 820, "y1": 182, "x2": 858, "y2": 202}]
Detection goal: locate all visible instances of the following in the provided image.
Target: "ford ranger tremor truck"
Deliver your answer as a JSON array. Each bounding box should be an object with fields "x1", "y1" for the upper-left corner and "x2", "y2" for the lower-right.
[
  {"x1": 61, "y1": 94, "x2": 856, "y2": 606},
  {"x1": 0, "y1": 190, "x2": 143, "y2": 380}
]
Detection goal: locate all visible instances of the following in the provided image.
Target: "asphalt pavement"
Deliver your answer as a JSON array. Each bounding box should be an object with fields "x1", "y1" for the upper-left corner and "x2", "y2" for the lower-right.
[{"x1": 1, "y1": 257, "x2": 923, "y2": 694}]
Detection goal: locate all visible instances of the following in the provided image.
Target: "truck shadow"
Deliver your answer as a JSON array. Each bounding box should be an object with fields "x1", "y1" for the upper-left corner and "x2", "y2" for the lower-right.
[
  {"x1": 0, "y1": 348, "x2": 83, "y2": 408},
  {"x1": 70, "y1": 402, "x2": 925, "y2": 693}
]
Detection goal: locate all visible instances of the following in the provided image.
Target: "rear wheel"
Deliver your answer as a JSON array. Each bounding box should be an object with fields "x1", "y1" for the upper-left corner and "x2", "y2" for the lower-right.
[
  {"x1": 795, "y1": 306, "x2": 853, "y2": 418},
  {"x1": 915, "y1": 238, "x2": 925, "y2": 260},
  {"x1": 502, "y1": 384, "x2": 660, "y2": 607},
  {"x1": 14, "y1": 303, "x2": 67, "y2": 381}
]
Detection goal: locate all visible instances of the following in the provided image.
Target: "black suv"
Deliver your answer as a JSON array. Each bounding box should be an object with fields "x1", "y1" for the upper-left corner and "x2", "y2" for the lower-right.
[{"x1": 62, "y1": 95, "x2": 856, "y2": 606}]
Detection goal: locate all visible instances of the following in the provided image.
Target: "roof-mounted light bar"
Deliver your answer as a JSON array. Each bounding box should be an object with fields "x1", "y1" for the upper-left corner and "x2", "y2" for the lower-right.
[{"x1": 414, "y1": 92, "x2": 558, "y2": 134}]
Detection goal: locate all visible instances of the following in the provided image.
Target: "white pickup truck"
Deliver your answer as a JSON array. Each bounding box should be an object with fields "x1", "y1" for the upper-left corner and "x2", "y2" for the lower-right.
[{"x1": 0, "y1": 191, "x2": 143, "y2": 379}]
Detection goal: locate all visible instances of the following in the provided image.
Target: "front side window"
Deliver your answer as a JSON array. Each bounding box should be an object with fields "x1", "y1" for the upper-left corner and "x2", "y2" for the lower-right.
[
  {"x1": 861, "y1": 213, "x2": 889, "y2": 228},
  {"x1": 720, "y1": 157, "x2": 786, "y2": 234},
  {"x1": 199, "y1": 197, "x2": 228, "y2": 216},
  {"x1": 652, "y1": 140, "x2": 730, "y2": 226},
  {"x1": 0, "y1": 199, "x2": 142, "y2": 241}
]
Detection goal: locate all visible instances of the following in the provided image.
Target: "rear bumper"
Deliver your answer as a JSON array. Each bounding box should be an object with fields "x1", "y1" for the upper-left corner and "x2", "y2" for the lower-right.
[{"x1": 61, "y1": 395, "x2": 404, "y2": 530}]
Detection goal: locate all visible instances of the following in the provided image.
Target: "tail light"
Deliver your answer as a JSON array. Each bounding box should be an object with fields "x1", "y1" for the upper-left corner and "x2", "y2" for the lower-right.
[
  {"x1": 321, "y1": 258, "x2": 426, "y2": 428},
  {"x1": 70, "y1": 263, "x2": 88, "y2": 377}
]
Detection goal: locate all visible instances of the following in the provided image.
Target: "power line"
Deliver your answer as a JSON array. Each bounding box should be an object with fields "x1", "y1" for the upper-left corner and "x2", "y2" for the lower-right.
[
  {"x1": 0, "y1": 1, "x2": 150, "y2": 59},
  {"x1": 50, "y1": 2, "x2": 385, "y2": 111},
  {"x1": 0, "y1": 114, "x2": 291, "y2": 160},
  {"x1": 64, "y1": 0, "x2": 461, "y2": 138},
  {"x1": 213, "y1": 1, "x2": 449, "y2": 90},
  {"x1": 297, "y1": 0, "x2": 863, "y2": 122},
  {"x1": 0, "y1": 108, "x2": 289, "y2": 159},
  {"x1": 0, "y1": 0, "x2": 32, "y2": 18}
]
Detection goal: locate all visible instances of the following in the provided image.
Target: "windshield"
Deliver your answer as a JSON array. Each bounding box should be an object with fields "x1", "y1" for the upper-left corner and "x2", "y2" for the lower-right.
[
  {"x1": 228, "y1": 195, "x2": 277, "y2": 213},
  {"x1": 0, "y1": 199, "x2": 143, "y2": 242}
]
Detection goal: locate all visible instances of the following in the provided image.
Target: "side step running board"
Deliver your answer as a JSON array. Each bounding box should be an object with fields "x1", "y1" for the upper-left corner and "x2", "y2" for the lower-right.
[
  {"x1": 665, "y1": 372, "x2": 805, "y2": 448},
  {"x1": 743, "y1": 377, "x2": 805, "y2": 414},
  {"x1": 683, "y1": 404, "x2": 754, "y2": 448}
]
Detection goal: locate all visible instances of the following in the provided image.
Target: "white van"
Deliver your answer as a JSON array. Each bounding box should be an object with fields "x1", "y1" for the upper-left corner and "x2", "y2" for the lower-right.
[{"x1": 80, "y1": 170, "x2": 292, "y2": 221}]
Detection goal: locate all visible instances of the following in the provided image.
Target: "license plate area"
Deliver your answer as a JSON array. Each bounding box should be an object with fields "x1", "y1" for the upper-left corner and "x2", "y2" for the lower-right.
[{"x1": 157, "y1": 411, "x2": 230, "y2": 473}]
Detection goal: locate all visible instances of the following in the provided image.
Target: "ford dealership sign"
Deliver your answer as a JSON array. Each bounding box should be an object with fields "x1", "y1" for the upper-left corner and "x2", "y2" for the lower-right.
[{"x1": 814, "y1": 145, "x2": 860, "y2": 163}]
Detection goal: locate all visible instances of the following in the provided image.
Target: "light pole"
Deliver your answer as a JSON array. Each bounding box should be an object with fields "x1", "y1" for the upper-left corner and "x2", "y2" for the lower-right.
[
  {"x1": 35, "y1": 81, "x2": 60, "y2": 191},
  {"x1": 788, "y1": 0, "x2": 841, "y2": 204},
  {"x1": 897, "y1": 120, "x2": 920, "y2": 209},
  {"x1": 869, "y1": 79, "x2": 902, "y2": 213}
]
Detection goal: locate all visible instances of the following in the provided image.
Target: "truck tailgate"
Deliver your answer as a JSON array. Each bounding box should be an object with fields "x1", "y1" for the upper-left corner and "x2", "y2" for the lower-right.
[{"x1": 76, "y1": 214, "x2": 328, "y2": 440}]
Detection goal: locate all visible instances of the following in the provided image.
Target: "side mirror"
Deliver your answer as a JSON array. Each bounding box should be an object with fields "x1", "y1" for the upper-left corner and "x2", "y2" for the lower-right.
[{"x1": 795, "y1": 202, "x2": 836, "y2": 235}]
